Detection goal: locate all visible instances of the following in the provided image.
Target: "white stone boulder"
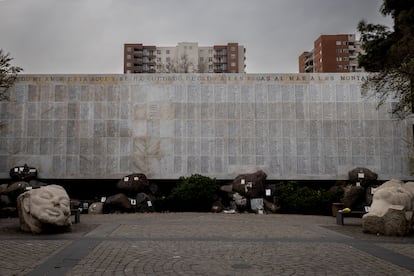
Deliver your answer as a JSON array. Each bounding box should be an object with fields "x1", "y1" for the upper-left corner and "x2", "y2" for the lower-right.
[
  {"x1": 362, "y1": 179, "x2": 414, "y2": 236},
  {"x1": 17, "y1": 185, "x2": 72, "y2": 234}
]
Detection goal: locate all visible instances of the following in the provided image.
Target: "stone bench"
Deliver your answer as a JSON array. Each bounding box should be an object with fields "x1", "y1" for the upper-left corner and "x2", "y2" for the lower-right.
[{"x1": 336, "y1": 210, "x2": 367, "y2": 225}]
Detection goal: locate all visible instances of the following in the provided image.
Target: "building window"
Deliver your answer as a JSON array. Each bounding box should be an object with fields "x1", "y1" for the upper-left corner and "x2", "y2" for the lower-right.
[
  {"x1": 127, "y1": 54, "x2": 131, "y2": 59},
  {"x1": 343, "y1": 57, "x2": 349, "y2": 61},
  {"x1": 231, "y1": 62, "x2": 236, "y2": 67},
  {"x1": 230, "y1": 54, "x2": 236, "y2": 59},
  {"x1": 231, "y1": 46, "x2": 236, "y2": 51},
  {"x1": 336, "y1": 49, "x2": 342, "y2": 53},
  {"x1": 336, "y1": 41, "x2": 341, "y2": 45},
  {"x1": 343, "y1": 49, "x2": 349, "y2": 53},
  {"x1": 336, "y1": 57, "x2": 342, "y2": 61},
  {"x1": 199, "y1": 57, "x2": 204, "y2": 62},
  {"x1": 157, "y1": 58, "x2": 161, "y2": 62},
  {"x1": 157, "y1": 50, "x2": 161, "y2": 54},
  {"x1": 127, "y1": 62, "x2": 131, "y2": 67},
  {"x1": 127, "y1": 47, "x2": 132, "y2": 52},
  {"x1": 343, "y1": 41, "x2": 348, "y2": 45},
  {"x1": 166, "y1": 50, "x2": 170, "y2": 54},
  {"x1": 337, "y1": 64, "x2": 343, "y2": 70},
  {"x1": 344, "y1": 65, "x2": 349, "y2": 70},
  {"x1": 208, "y1": 57, "x2": 213, "y2": 62},
  {"x1": 166, "y1": 57, "x2": 171, "y2": 63},
  {"x1": 126, "y1": 70, "x2": 131, "y2": 73}
]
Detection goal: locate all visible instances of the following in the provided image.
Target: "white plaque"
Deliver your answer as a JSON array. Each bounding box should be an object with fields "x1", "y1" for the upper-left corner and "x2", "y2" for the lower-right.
[
  {"x1": 124, "y1": 177, "x2": 129, "y2": 182},
  {"x1": 147, "y1": 201, "x2": 152, "y2": 207},
  {"x1": 101, "y1": 197, "x2": 106, "y2": 203},
  {"x1": 14, "y1": 168, "x2": 18, "y2": 172},
  {"x1": 134, "y1": 176, "x2": 139, "y2": 181},
  {"x1": 358, "y1": 173, "x2": 365, "y2": 179},
  {"x1": 25, "y1": 186, "x2": 33, "y2": 191},
  {"x1": 130, "y1": 199, "x2": 136, "y2": 206},
  {"x1": 265, "y1": 189, "x2": 271, "y2": 196},
  {"x1": 241, "y1": 179, "x2": 245, "y2": 185},
  {"x1": 356, "y1": 182, "x2": 361, "y2": 187}
]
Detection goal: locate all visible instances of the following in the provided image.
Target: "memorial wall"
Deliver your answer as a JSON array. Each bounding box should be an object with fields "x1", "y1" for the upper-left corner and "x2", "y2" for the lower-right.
[{"x1": 0, "y1": 73, "x2": 412, "y2": 180}]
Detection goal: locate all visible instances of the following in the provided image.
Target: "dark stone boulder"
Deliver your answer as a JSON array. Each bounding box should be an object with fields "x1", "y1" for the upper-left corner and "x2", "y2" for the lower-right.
[
  {"x1": 342, "y1": 185, "x2": 365, "y2": 209},
  {"x1": 5, "y1": 181, "x2": 30, "y2": 200},
  {"x1": 116, "y1": 173, "x2": 150, "y2": 197},
  {"x1": 9, "y1": 164, "x2": 38, "y2": 182},
  {"x1": 231, "y1": 170, "x2": 267, "y2": 198},
  {"x1": 135, "y1": 193, "x2": 154, "y2": 212},
  {"x1": 348, "y1": 167, "x2": 378, "y2": 187},
  {"x1": 103, "y1": 193, "x2": 132, "y2": 213}
]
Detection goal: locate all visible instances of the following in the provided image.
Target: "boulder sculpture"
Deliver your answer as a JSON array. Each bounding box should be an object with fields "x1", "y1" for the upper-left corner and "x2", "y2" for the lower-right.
[
  {"x1": 17, "y1": 185, "x2": 72, "y2": 234},
  {"x1": 362, "y1": 179, "x2": 414, "y2": 236}
]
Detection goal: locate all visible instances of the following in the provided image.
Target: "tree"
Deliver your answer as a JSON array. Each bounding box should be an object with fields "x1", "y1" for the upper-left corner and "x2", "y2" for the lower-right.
[
  {"x1": 358, "y1": 0, "x2": 414, "y2": 118},
  {"x1": 161, "y1": 53, "x2": 196, "y2": 73},
  {"x1": 0, "y1": 49, "x2": 23, "y2": 101}
]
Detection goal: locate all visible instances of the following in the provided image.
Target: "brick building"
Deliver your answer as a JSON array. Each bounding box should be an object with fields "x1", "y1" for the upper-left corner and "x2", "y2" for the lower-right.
[
  {"x1": 299, "y1": 34, "x2": 363, "y2": 73},
  {"x1": 124, "y1": 42, "x2": 246, "y2": 73}
]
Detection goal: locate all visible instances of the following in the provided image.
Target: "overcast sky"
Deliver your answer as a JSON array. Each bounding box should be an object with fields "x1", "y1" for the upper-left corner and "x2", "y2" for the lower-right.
[{"x1": 0, "y1": 0, "x2": 393, "y2": 74}]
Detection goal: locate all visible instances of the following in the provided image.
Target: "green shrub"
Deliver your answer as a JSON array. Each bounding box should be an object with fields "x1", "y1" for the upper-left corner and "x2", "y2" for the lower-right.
[
  {"x1": 275, "y1": 181, "x2": 341, "y2": 215},
  {"x1": 167, "y1": 174, "x2": 219, "y2": 212}
]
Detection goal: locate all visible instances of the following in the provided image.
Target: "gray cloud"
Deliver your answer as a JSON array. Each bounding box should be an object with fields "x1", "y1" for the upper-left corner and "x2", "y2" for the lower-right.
[{"x1": 0, "y1": 0, "x2": 392, "y2": 73}]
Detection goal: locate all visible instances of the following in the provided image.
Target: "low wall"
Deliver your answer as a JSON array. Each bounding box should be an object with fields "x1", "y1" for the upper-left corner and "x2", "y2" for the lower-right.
[{"x1": 0, "y1": 73, "x2": 412, "y2": 180}]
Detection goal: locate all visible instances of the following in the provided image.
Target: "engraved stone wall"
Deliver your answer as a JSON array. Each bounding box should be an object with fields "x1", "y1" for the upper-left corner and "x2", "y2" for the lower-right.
[{"x1": 0, "y1": 74, "x2": 412, "y2": 180}]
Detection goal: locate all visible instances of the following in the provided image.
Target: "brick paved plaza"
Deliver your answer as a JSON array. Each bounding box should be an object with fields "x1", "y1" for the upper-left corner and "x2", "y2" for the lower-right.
[{"x1": 0, "y1": 213, "x2": 413, "y2": 275}]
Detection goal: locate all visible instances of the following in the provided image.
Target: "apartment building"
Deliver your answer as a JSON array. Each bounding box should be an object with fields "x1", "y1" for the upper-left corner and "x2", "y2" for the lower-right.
[
  {"x1": 299, "y1": 34, "x2": 363, "y2": 73},
  {"x1": 124, "y1": 42, "x2": 246, "y2": 73}
]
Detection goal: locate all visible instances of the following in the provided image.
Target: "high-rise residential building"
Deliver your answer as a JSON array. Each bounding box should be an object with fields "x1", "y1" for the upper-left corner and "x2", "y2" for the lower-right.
[
  {"x1": 124, "y1": 42, "x2": 246, "y2": 73},
  {"x1": 299, "y1": 34, "x2": 364, "y2": 73}
]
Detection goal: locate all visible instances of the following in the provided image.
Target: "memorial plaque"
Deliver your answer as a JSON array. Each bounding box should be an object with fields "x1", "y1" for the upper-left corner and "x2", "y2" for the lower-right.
[
  {"x1": 268, "y1": 103, "x2": 282, "y2": 119},
  {"x1": 188, "y1": 85, "x2": 201, "y2": 103},
  {"x1": 54, "y1": 103, "x2": 68, "y2": 120},
  {"x1": 294, "y1": 84, "x2": 306, "y2": 102},
  {"x1": 283, "y1": 138, "x2": 296, "y2": 156},
  {"x1": 269, "y1": 120, "x2": 282, "y2": 137},
  {"x1": 227, "y1": 85, "x2": 240, "y2": 102},
  {"x1": 255, "y1": 85, "x2": 268, "y2": 102},
  {"x1": 282, "y1": 120, "x2": 296, "y2": 137},
  {"x1": 55, "y1": 85, "x2": 67, "y2": 102},
  {"x1": 26, "y1": 103, "x2": 39, "y2": 119},
  {"x1": 227, "y1": 103, "x2": 240, "y2": 119},
  {"x1": 240, "y1": 85, "x2": 253, "y2": 102},
  {"x1": 214, "y1": 85, "x2": 227, "y2": 103},
  {"x1": 201, "y1": 138, "x2": 215, "y2": 155},
  {"x1": 296, "y1": 138, "x2": 310, "y2": 156},
  {"x1": 281, "y1": 85, "x2": 294, "y2": 102},
  {"x1": 309, "y1": 84, "x2": 321, "y2": 102},
  {"x1": 255, "y1": 103, "x2": 268, "y2": 119},
  {"x1": 200, "y1": 120, "x2": 214, "y2": 137},
  {"x1": 67, "y1": 138, "x2": 80, "y2": 154},
  {"x1": 26, "y1": 138, "x2": 40, "y2": 154},
  {"x1": 228, "y1": 120, "x2": 241, "y2": 137},
  {"x1": 255, "y1": 138, "x2": 267, "y2": 155},
  {"x1": 228, "y1": 138, "x2": 240, "y2": 155},
  {"x1": 201, "y1": 85, "x2": 214, "y2": 102},
  {"x1": 68, "y1": 85, "x2": 80, "y2": 102},
  {"x1": 268, "y1": 84, "x2": 281, "y2": 102},
  {"x1": 240, "y1": 103, "x2": 254, "y2": 120}
]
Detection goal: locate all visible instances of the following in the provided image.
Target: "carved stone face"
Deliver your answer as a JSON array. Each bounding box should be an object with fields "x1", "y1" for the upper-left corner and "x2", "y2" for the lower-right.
[
  {"x1": 18, "y1": 185, "x2": 71, "y2": 233},
  {"x1": 26, "y1": 185, "x2": 70, "y2": 224}
]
